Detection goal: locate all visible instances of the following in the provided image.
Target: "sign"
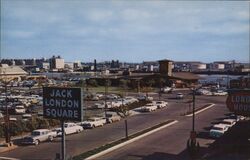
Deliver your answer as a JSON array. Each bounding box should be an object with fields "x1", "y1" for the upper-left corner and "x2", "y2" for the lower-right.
[
  {"x1": 43, "y1": 87, "x2": 83, "y2": 121},
  {"x1": 226, "y1": 90, "x2": 250, "y2": 116}
]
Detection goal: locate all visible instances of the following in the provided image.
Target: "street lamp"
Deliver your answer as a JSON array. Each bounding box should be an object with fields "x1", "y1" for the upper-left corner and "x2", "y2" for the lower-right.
[
  {"x1": 187, "y1": 87, "x2": 199, "y2": 157},
  {"x1": 104, "y1": 78, "x2": 109, "y2": 124},
  {"x1": 3, "y1": 70, "x2": 10, "y2": 144}
]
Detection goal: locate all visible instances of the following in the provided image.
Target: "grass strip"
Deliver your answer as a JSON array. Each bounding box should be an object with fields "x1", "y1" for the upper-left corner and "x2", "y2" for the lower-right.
[{"x1": 73, "y1": 119, "x2": 175, "y2": 160}]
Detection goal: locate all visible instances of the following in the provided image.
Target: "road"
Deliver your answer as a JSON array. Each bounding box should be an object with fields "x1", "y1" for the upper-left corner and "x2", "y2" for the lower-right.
[
  {"x1": 99, "y1": 96, "x2": 228, "y2": 160},
  {"x1": 0, "y1": 94, "x2": 229, "y2": 160}
]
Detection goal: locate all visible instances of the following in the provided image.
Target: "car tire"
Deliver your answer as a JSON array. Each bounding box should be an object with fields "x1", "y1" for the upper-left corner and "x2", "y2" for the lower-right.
[
  {"x1": 92, "y1": 125, "x2": 95, "y2": 128},
  {"x1": 34, "y1": 140, "x2": 39, "y2": 145}
]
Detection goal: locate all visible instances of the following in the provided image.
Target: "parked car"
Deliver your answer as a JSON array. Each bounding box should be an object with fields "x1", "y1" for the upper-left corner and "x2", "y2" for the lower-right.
[
  {"x1": 220, "y1": 119, "x2": 236, "y2": 128},
  {"x1": 141, "y1": 103, "x2": 158, "y2": 112},
  {"x1": 22, "y1": 114, "x2": 32, "y2": 121},
  {"x1": 229, "y1": 114, "x2": 245, "y2": 122},
  {"x1": 14, "y1": 105, "x2": 26, "y2": 114},
  {"x1": 153, "y1": 101, "x2": 168, "y2": 109},
  {"x1": 55, "y1": 123, "x2": 83, "y2": 136},
  {"x1": 160, "y1": 87, "x2": 173, "y2": 93},
  {"x1": 105, "y1": 114, "x2": 121, "y2": 123},
  {"x1": 137, "y1": 95, "x2": 153, "y2": 101},
  {"x1": 79, "y1": 117, "x2": 106, "y2": 129},
  {"x1": 22, "y1": 129, "x2": 57, "y2": 145},
  {"x1": 176, "y1": 93, "x2": 184, "y2": 99},
  {"x1": 209, "y1": 124, "x2": 229, "y2": 138},
  {"x1": 212, "y1": 90, "x2": 228, "y2": 96}
]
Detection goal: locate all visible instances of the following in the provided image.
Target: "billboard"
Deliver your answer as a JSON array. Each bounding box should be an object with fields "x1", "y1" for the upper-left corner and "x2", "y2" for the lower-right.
[
  {"x1": 226, "y1": 89, "x2": 250, "y2": 116},
  {"x1": 43, "y1": 87, "x2": 83, "y2": 121}
]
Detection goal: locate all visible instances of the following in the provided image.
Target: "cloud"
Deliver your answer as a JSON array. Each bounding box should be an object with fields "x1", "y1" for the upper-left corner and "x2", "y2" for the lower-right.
[{"x1": 1, "y1": 0, "x2": 249, "y2": 62}]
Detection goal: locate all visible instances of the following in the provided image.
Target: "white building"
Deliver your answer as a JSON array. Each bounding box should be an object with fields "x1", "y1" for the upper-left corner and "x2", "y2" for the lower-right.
[{"x1": 50, "y1": 56, "x2": 64, "y2": 69}]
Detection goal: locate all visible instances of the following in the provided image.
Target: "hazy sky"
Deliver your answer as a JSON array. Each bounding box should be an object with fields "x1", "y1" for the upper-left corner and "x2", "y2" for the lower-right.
[{"x1": 1, "y1": 0, "x2": 249, "y2": 63}]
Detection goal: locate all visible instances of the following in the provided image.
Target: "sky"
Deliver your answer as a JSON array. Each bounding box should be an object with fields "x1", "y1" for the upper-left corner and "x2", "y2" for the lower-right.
[{"x1": 1, "y1": 0, "x2": 249, "y2": 63}]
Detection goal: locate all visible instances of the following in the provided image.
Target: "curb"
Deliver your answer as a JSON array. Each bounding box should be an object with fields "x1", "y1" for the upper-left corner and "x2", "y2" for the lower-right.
[
  {"x1": 186, "y1": 104, "x2": 215, "y2": 117},
  {"x1": 0, "y1": 144, "x2": 18, "y2": 154},
  {"x1": 85, "y1": 120, "x2": 178, "y2": 160},
  {"x1": 0, "y1": 156, "x2": 19, "y2": 160}
]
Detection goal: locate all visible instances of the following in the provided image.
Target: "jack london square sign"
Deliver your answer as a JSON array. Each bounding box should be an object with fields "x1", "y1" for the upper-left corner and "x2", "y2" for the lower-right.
[
  {"x1": 43, "y1": 87, "x2": 83, "y2": 121},
  {"x1": 226, "y1": 90, "x2": 250, "y2": 116}
]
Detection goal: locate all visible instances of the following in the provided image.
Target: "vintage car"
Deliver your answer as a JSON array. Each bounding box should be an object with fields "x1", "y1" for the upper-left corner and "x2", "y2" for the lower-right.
[
  {"x1": 209, "y1": 124, "x2": 229, "y2": 138},
  {"x1": 22, "y1": 129, "x2": 57, "y2": 145},
  {"x1": 79, "y1": 117, "x2": 106, "y2": 129}
]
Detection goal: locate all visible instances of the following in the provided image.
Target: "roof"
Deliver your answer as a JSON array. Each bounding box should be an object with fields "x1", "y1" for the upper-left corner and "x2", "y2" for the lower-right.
[
  {"x1": 158, "y1": 59, "x2": 173, "y2": 62},
  {"x1": 172, "y1": 72, "x2": 199, "y2": 80},
  {"x1": 0, "y1": 65, "x2": 28, "y2": 75}
]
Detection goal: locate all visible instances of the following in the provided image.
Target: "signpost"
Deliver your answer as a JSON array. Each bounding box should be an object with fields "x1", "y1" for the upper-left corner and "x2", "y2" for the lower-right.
[
  {"x1": 43, "y1": 87, "x2": 83, "y2": 160},
  {"x1": 226, "y1": 89, "x2": 250, "y2": 116}
]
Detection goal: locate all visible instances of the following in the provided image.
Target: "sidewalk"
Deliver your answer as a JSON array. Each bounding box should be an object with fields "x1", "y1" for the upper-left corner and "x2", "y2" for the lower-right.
[
  {"x1": 0, "y1": 143, "x2": 18, "y2": 153},
  {"x1": 0, "y1": 133, "x2": 30, "y2": 153}
]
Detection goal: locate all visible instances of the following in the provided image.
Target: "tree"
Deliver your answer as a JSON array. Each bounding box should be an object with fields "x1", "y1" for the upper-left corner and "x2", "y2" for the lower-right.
[
  {"x1": 87, "y1": 79, "x2": 98, "y2": 87},
  {"x1": 117, "y1": 80, "x2": 130, "y2": 139},
  {"x1": 115, "y1": 97, "x2": 130, "y2": 139}
]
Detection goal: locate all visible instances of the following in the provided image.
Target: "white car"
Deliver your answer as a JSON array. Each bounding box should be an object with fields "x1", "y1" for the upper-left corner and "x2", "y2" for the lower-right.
[
  {"x1": 141, "y1": 103, "x2": 158, "y2": 112},
  {"x1": 160, "y1": 87, "x2": 173, "y2": 93},
  {"x1": 79, "y1": 117, "x2": 106, "y2": 129},
  {"x1": 55, "y1": 123, "x2": 83, "y2": 136},
  {"x1": 176, "y1": 93, "x2": 184, "y2": 99},
  {"x1": 220, "y1": 119, "x2": 236, "y2": 128},
  {"x1": 105, "y1": 114, "x2": 121, "y2": 123},
  {"x1": 209, "y1": 124, "x2": 229, "y2": 138},
  {"x1": 112, "y1": 101, "x2": 122, "y2": 108},
  {"x1": 212, "y1": 90, "x2": 228, "y2": 96},
  {"x1": 153, "y1": 101, "x2": 168, "y2": 109},
  {"x1": 123, "y1": 97, "x2": 139, "y2": 104},
  {"x1": 22, "y1": 129, "x2": 57, "y2": 145},
  {"x1": 15, "y1": 105, "x2": 26, "y2": 114}
]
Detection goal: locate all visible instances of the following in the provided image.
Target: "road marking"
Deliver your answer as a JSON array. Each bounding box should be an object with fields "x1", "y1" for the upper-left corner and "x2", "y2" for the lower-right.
[
  {"x1": 0, "y1": 157, "x2": 20, "y2": 160},
  {"x1": 86, "y1": 120, "x2": 178, "y2": 160},
  {"x1": 186, "y1": 103, "x2": 215, "y2": 117}
]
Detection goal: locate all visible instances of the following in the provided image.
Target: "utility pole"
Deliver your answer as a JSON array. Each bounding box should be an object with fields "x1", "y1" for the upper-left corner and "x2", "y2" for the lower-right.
[
  {"x1": 104, "y1": 78, "x2": 108, "y2": 124},
  {"x1": 187, "y1": 88, "x2": 199, "y2": 158},
  {"x1": 3, "y1": 70, "x2": 10, "y2": 144}
]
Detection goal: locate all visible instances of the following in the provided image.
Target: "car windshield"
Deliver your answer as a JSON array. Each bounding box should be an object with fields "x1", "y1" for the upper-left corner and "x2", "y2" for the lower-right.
[
  {"x1": 31, "y1": 131, "x2": 40, "y2": 136},
  {"x1": 222, "y1": 121, "x2": 232, "y2": 125}
]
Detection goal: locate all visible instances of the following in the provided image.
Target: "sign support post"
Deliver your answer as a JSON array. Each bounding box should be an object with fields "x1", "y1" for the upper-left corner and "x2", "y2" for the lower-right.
[
  {"x1": 43, "y1": 87, "x2": 83, "y2": 160},
  {"x1": 61, "y1": 120, "x2": 66, "y2": 160}
]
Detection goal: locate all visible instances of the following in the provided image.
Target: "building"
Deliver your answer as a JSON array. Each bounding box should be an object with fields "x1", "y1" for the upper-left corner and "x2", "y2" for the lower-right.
[
  {"x1": 50, "y1": 56, "x2": 64, "y2": 70},
  {"x1": 158, "y1": 59, "x2": 173, "y2": 76},
  {"x1": 0, "y1": 64, "x2": 28, "y2": 80}
]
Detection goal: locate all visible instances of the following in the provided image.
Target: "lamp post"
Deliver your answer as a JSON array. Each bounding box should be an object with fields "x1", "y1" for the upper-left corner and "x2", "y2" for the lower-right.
[
  {"x1": 3, "y1": 70, "x2": 10, "y2": 144},
  {"x1": 187, "y1": 87, "x2": 199, "y2": 157},
  {"x1": 104, "y1": 78, "x2": 108, "y2": 124}
]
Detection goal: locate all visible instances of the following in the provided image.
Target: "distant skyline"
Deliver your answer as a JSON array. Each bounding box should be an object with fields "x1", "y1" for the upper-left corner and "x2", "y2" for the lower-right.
[{"x1": 1, "y1": 1, "x2": 249, "y2": 63}]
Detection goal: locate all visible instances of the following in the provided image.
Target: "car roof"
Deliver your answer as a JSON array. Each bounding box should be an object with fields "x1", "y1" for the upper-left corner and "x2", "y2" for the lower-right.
[{"x1": 213, "y1": 124, "x2": 227, "y2": 128}]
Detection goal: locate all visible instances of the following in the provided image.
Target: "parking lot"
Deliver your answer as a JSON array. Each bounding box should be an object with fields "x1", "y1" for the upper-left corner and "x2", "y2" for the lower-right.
[{"x1": 0, "y1": 82, "x2": 235, "y2": 160}]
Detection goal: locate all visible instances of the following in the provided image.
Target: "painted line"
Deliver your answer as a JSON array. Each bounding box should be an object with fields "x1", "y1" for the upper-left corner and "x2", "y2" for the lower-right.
[
  {"x1": 86, "y1": 120, "x2": 178, "y2": 160},
  {"x1": 0, "y1": 157, "x2": 20, "y2": 160},
  {"x1": 186, "y1": 104, "x2": 215, "y2": 117}
]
